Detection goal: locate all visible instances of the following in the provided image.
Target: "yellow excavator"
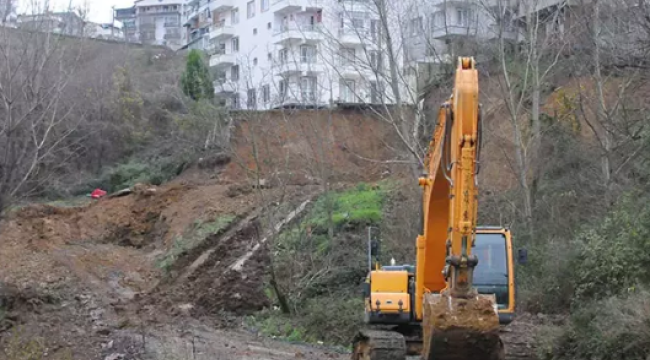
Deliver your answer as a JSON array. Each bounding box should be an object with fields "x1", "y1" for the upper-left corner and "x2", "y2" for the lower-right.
[{"x1": 352, "y1": 57, "x2": 526, "y2": 360}]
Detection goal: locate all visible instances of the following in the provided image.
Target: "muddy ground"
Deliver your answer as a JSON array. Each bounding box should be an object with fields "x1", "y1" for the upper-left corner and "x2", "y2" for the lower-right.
[
  {"x1": 0, "y1": 173, "x2": 542, "y2": 360},
  {"x1": 0, "y1": 176, "x2": 347, "y2": 360}
]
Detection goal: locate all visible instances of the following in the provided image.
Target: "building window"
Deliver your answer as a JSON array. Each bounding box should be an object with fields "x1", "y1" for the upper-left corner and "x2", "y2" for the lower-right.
[
  {"x1": 457, "y1": 8, "x2": 470, "y2": 26},
  {"x1": 370, "y1": 51, "x2": 382, "y2": 70},
  {"x1": 301, "y1": 45, "x2": 316, "y2": 63},
  {"x1": 231, "y1": 93, "x2": 240, "y2": 109},
  {"x1": 267, "y1": 22, "x2": 272, "y2": 29},
  {"x1": 231, "y1": 37, "x2": 239, "y2": 52},
  {"x1": 247, "y1": 0, "x2": 255, "y2": 18},
  {"x1": 268, "y1": 52, "x2": 272, "y2": 61},
  {"x1": 164, "y1": 16, "x2": 179, "y2": 27},
  {"x1": 253, "y1": 57, "x2": 258, "y2": 66},
  {"x1": 340, "y1": 79, "x2": 356, "y2": 102},
  {"x1": 370, "y1": 81, "x2": 383, "y2": 103},
  {"x1": 261, "y1": 0, "x2": 269, "y2": 12},
  {"x1": 279, "y1": 80, "x2": 287, "y2": 99},
  {"x1": 352, "y1": 17, "x2": 364, "y2": 30},
  {"x1": 247, "y1": 88, "x2": 257, "y2": 109},
  {"x1": 231, "y1": 8, "x2": 239, "y2": 24},
  {"x1": 263, "y1": 84, "x2": 270, "y2": 103},
  {"x1": 231, "y1": 65, "x2": 239, "y2": 81},
  {"x1": 253, "y1": 28, "x2": 257, "y2": 35},
  {"x1": 370, "y1": 19, "x2": 379, "y2": 41},
  {"x1": 301, "y1": 76, "x2": 316, "y2": 102},
  {"x1": 340, "y1": 47, "x2": 355, "y2": 65},
  {"x1": 410, "y1": 17, "x2": 422, "y2": 35},
  {"x1": 279, "y1": 48, "x2": 288, "y2": 64}
]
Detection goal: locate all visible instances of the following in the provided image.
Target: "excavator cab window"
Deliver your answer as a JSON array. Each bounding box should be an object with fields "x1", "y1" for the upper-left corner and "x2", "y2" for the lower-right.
[{"x1": 473, "y1": 233, "x2": 510, "y2": 309}]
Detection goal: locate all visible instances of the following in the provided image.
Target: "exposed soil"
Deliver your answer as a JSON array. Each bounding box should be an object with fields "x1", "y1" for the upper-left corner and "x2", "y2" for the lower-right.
[
  {"x1": 422, "y1": 293, "x2": 502, "y2": 360},
  {"x1": 0, "y1": 176, "x2": 340, "y2": 360}
]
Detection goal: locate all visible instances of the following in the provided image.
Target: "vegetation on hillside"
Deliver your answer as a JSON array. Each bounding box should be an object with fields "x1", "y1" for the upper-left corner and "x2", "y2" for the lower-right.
[
  {"x1": 248, "y1": 183, "x2": 387, "y2": 346},
  {"x1": 181, "y1": 50, "x2": 214, "y2": 101}
]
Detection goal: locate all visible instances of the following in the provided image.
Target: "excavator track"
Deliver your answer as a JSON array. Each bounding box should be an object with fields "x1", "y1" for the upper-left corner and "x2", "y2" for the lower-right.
[{"x1": 351, "y1": 330, "x2": 406, "y2": 360}]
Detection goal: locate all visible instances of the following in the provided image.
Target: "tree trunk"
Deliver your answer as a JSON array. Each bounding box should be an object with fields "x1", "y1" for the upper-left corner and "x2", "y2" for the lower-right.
[{"x1": 269, "y1": 262, "x2": 291, "y2": 314}]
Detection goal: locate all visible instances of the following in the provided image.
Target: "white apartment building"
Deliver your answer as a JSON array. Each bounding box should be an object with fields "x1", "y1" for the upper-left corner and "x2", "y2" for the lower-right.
[
  {"x1": 183, "y1": 0, "x2": 212, "y2": 50},
  {"x1": 135, "y1": 0, "x2": 185, "y2": 49},
  {"x1": 404, "y1": 0, "x2": 522, "y2": 66},
  {"x1": 205, "y1": 0, "x2": 405, "y2": 110},
  {"x1": 115, "y1": 6, "x2": 138, "y2": 42}
]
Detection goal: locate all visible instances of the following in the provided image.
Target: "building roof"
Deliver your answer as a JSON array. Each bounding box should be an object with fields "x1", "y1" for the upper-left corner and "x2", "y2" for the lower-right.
[{"x1": 135, "y1": 0, "x2": 183, "y2": 7}]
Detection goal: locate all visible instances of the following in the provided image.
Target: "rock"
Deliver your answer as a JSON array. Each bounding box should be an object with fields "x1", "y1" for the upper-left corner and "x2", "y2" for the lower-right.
[
  {"x1": 178, "y1": 303, "x2": 194, "y2": 316},
  {"x1": 102, "y1": 340, "x2": 114, "y2": 350},
  {"x1": 90, "y1": 309, "x2": 105, "y2": 321},
  {"x1": 94, "y1": 326, "x2": 111, "y2": 336},
  {"x1": 104, "y1": 353, "x2": 125, "y2": 360}
]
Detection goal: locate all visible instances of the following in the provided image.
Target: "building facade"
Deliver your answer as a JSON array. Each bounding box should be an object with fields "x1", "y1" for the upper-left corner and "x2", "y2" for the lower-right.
[
  {"x1": 205, "y1": 0, "x2": 404, "y2": 110},
  {"x1": 134, "y1": 0, "x2": 185, "y2": 49},
  {"x1": 182, "y1": 0, "x2": 212, "y2": 50},
  {"x1": 114, "y1": 6, "x2": 138, "y2": 42},
  {"x1": 17, "y1": 12, "x2": 86, "y2": 36}
]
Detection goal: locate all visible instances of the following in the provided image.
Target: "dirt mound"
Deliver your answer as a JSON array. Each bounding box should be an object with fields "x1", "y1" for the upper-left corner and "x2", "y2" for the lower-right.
[{"x1": 149, "y1": 218, "x2": 270, "y2": 319}]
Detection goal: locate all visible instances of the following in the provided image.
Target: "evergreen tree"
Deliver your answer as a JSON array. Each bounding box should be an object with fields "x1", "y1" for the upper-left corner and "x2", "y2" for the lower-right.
[{"x1": 181, "y1": 49, "x2": 214, "y2": 101}]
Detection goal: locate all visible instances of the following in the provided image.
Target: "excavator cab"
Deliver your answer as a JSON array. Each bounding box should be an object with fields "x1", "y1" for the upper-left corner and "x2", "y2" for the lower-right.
[{"x1": 473, "y1": 227, "x2": 516, "y2": 324}]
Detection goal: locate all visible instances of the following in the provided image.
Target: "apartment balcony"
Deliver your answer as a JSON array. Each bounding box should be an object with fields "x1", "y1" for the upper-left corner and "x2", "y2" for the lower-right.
[
  {"x1": 213, "y1": 0, "x2": 235, "y2": 12},
  {"x1": 274, "y1": 60, "x2": 325, "y2": 76},
  {"x1": 273, "y1": 24, "x2": 322, "y2": 45},
  {"x1": 183, "y1": 10, "x2": 200, "y2": 26},
  {"x1": 338, "y1": 0, "x2": 371, "y2": 11},
  {"x1": 271, "y1": 0, "x2": 322, "y2": 14},
  {"x1": 433, "y1": 0, "x2": 475, "y2": 8},
  {"x1": 209, "y1": 51, "x2": 236, "y2": 68},
  {"x1": 139, "y1": 22, "x2": 155, "y2": 30},
  {"x1": 214, "y1": 79, "x2": 237, "y2": 94},
  {"x1": 209, "y1": 20, "x2": 235, "y2": 40},
  {"x1": 338, "y1": 28, "x2": 370, "y2": 45},
  {"x1": 431, "y1": 25, "x2": 477, "y2": 40},
  {"x1": 274, "y1": 91, "x2": 323, "y2": 108},
  {"x1": 337, "y1": 62, "x2": 373, "y2": 78},
  {"x1": 485, "y1": 24, "x2": 519, "y2": 41}
]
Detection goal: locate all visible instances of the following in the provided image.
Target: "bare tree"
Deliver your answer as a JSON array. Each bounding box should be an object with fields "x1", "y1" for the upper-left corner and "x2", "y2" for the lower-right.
[
  {"x1": 567, "y1": 0, "x2": 650, "y2": 200},
  {"x1": 0, "y1": 1, "x2": 89, "y2": 215},
  {"x1": 478, "y1": 0, "x2": 568, "y2": 236}
]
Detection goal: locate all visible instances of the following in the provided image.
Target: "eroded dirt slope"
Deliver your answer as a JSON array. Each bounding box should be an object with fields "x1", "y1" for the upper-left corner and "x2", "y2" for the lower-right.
[{"x1": 0, "y1": 179, "x2": 341, "y2": 360}]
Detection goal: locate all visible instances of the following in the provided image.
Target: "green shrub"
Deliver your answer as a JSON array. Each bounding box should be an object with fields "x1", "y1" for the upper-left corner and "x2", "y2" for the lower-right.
[
  {"x1": 309, "y1": 184, "x2": 385, "y2": 233},
  {"x1": 539, "y1": 288, "x2": 650, "y2": 360},
  {"x1": 246, "y1": 295, "x2": 363, "y2": 347},
  {"x1": 571, "y1": 193, "x2": 650, "y2": 305},
  {"x1": 76, "y1": 156, "x2": 188, "y2": 194}
]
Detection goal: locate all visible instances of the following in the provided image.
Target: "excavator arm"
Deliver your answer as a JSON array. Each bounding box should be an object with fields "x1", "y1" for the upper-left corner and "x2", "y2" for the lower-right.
[
  {"x1": 416, "y1": 56, "x2": 482, "y2": 313},
  {"x1": 352, "y1": 57, "x2": 511, "y2": 360}
]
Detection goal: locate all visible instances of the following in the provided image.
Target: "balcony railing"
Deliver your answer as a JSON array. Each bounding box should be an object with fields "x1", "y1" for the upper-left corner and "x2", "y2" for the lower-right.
[
  {"x1": 211, "y1": 19, "x2": 226, "y2": 29},
  {"x1": 274, "y1": 23, "x2": 319, "y2": 35}
]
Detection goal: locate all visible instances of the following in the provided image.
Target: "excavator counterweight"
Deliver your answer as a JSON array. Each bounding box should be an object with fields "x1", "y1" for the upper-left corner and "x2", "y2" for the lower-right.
[{"x1": 352, "y1": 57, "x2": 516, "y2": 360}]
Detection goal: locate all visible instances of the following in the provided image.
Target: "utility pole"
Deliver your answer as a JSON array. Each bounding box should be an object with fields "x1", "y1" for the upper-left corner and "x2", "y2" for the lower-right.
[{"x1": 111, "y1": 5, "x2": 114, "y2": 38}]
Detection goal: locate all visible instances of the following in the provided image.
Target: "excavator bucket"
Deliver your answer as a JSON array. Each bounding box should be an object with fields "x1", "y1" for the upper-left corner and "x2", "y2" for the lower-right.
[{"x1": 422, "y1": 293, "x2": 504, "y2": 360}]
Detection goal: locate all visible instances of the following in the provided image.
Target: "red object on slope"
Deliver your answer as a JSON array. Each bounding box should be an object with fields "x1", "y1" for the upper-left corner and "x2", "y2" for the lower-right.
[{"x1": 91, "y1": 189, "x2": 107, "y2": 199}]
